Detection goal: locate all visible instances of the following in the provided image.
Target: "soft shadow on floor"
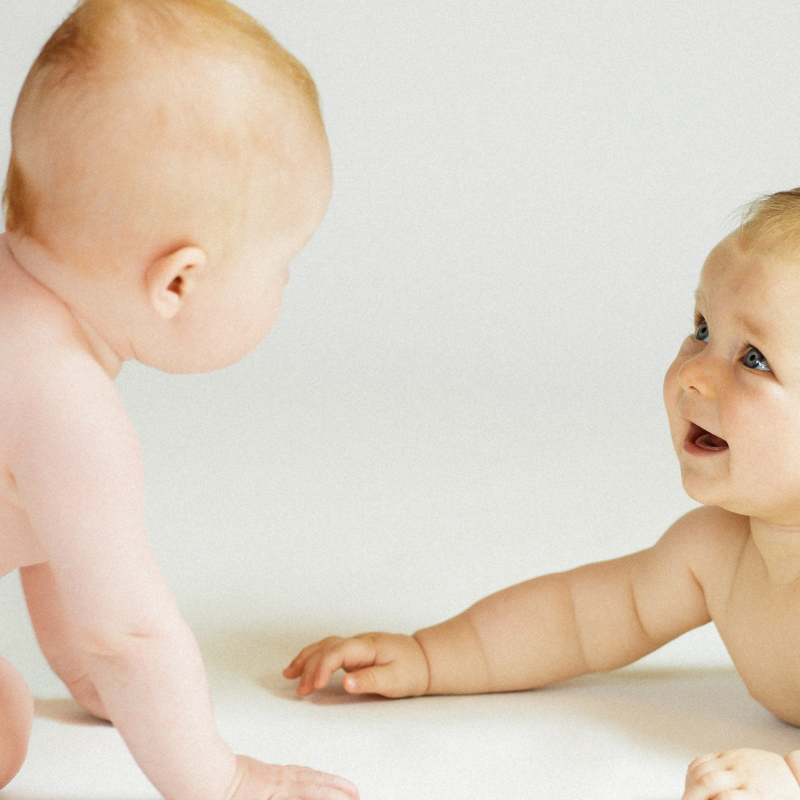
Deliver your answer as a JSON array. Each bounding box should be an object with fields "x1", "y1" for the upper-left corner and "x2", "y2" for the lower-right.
[
  {"x1": 33, "y1": 698, "x2": 111, "y2": 727},
  {"x1": 551, "y1": 667, "x2": 800, "y2": 758},
  {"x1": 195, "y1": 625, "x2": 800, "y2": 760},
  {"x1": 197, "y1": 623, "x2": 386, "y2": 705}
]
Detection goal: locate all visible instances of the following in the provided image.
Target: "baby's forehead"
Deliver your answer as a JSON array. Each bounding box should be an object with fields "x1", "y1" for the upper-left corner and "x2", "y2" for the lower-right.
[
  {"x1": 697, "y1": 234, "x2": 800, "y2": 328},
  {"x1": 706, "y1": 231, "x2": 800, "y2": 274}
]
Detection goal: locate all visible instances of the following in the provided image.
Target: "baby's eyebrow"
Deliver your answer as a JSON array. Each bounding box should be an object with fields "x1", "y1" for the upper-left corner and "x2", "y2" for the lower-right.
[
  {"x1": 692, "y1": 289, "x2": 706, "y2": 319},
  {"x1": 692, "y1": 287, "x2": 770, "y2": 340},
  {"x1": 733, "y1": 311, "x2": 770, "y2": 342}
]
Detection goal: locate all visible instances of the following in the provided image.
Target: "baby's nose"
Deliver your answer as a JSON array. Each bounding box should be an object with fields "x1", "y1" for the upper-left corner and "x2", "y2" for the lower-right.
[{"x1": 678, "y1": 352, "x2": 717, "y2": 399}]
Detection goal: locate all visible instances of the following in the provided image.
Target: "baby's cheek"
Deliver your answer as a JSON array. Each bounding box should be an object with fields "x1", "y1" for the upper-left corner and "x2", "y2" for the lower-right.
[{"x1": 662, "y1": 362, "x2": 683, "y2": 419}]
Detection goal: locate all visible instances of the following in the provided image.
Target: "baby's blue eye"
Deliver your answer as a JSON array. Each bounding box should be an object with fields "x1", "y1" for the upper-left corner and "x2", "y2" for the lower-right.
[
  {"x1": 742, "y1": 347, "x2": 771, "y2": 372},
  {"x1": 694, "y1": 321, "x2": 709, "y2": 342}
]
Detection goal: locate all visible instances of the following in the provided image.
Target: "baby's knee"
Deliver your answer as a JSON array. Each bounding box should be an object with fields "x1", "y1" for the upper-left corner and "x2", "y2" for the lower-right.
[{"x1": 0, "y1": 655, "x2": 34, "y2": 788}]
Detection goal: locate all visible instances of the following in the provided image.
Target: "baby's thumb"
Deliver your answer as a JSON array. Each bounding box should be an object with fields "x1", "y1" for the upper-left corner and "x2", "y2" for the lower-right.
[{"x1": 342, "y1": 665, "x2": 407, "y2": 698}]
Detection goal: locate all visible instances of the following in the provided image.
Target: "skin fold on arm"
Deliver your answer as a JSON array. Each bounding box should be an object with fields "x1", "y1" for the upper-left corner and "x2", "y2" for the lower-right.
[{"x1": 286, "y1": 506, "x2": 731, "y2": 699}]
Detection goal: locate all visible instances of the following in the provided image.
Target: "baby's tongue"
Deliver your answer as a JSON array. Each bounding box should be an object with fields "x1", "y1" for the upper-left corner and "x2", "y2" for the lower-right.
[{"x1": 695, "y1": 432, "x2": 728, "y2": 450}]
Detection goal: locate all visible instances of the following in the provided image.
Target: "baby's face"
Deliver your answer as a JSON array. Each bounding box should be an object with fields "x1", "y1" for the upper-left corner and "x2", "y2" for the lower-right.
[{"x1": 664, "y1": 234, "x2": 800, "y2": 525}]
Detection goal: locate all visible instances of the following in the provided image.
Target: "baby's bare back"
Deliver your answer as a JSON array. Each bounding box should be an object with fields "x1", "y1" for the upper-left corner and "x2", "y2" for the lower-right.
[{"x1": 0, "y1": 235, "x2": 79, "y2": 577}]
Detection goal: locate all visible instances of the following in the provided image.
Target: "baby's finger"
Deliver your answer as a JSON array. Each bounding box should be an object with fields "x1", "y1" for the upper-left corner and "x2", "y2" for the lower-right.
[
  {"x1": 294, "y1": 638, "x2": 382, "y2": 696},
  {"x1": 342, "y1": 662, "x2": 420, "y2": 698},
  {"x1": 296, "y1": 649, "x2": 334, "y2": 696},
  {"x1": 233, "y1": 758, "x2": 359, "y2": 800},
  {"x1": 292, "y1": 644, "x2": 351, "y2": 695},
  {"x1": 288, "y1": 766, "x2": 360, "y2": 800},
  {"x1": 687, "y1": 753, "x2": 722, "y2": 771},
  {"x1": 683, "y1": 757, "x2": 738, "y2": 800},
  {"x1": 311, "y1": 639, "x2": 380, "y2": 691},
  {"x1": 342, "y1": 665, "x2": 391, "y2": 696},
  {"x1": 283, "y1": 637, "x2": 344, "y2": 679}
]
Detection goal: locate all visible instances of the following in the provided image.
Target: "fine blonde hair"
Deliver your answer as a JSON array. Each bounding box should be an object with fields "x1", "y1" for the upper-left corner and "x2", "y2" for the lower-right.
[
  {"x1": 737, "y1": 188, "x2": 800, "y2": 254},
  {"x1": 3, "y1": 0, "x2": 324, "y2": 265}
]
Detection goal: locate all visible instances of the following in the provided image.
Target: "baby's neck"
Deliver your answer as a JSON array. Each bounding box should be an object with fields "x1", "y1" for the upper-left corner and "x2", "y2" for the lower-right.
[
  {"x1": 749, "y1": 516, "x2": 800, "y2": 586},
  {"x1": 3, "y1": 232, "x2": 128, "y2": 378}
]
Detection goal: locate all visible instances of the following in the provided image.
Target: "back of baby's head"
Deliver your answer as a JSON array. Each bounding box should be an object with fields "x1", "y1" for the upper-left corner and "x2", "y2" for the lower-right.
[
  {"x1": 737, "y1": 188, "x2": 800, "y2": 257},
  {"x1": 3, "y1": 0, "x2": 326, "y2": 272}
]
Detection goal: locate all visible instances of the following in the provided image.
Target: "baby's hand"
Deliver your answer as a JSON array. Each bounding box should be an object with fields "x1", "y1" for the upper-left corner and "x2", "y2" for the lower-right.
[
  {"x1": 227, "y1": 756, "x2": 358, "y2": 800},
  {"x1": 683, "y1": 749, "x2": 800, "y2": 799},
  {"x1": 283, "y1": 633, "x2": 429, "y2": 698}
]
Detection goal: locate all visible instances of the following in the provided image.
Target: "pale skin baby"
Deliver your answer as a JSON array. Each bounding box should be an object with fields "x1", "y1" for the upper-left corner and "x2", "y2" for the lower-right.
[
  {"x1": 0, "y1": 1, "x2": 357, "y2": 799},
  {"x1": 287, "y1": 219, "x2": 800, "y2": 800}
]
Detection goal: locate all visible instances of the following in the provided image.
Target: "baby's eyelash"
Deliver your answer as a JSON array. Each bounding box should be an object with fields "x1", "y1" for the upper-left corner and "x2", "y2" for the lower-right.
[
  {"x1": 739, "y1": 341, "x2": 762, "y2": 361},
  {"x1": 693, "y1": 311, "x2": 705, "y2": 328}
]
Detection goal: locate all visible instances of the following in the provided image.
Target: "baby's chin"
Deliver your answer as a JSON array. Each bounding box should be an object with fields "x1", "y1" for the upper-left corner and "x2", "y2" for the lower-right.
[
  {"x1": 134, "y1": 307, "x2": 280, "y2": 373},
  {"x1": 677, "y1": 468, "x2": 730, "y2": 511},
  {"x1": 679, "y1": 474, "x2": 800, "y2": 524},
  {"x1": 138, "y1": 345, "x2": 258, "y2": 374}
]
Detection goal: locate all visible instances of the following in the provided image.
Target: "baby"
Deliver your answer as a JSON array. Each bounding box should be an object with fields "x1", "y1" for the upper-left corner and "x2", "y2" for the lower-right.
[
  {"x1": 0, "y1": 1, "x2": 358, "y2": 798},
  {"x1": 286, "y1": 189, "x2": 800, "y2": 799}
]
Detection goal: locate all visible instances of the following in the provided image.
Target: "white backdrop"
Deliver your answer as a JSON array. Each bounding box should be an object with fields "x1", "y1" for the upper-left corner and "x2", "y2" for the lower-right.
[{"x1": 4, "y1": 1, "x2": 800, "y2": 680}]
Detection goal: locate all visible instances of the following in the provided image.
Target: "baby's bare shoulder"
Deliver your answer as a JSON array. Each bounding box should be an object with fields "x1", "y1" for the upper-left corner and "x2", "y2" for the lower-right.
[
  {"x1": 0, "y1": 242, "x2": 94, "y2": 373},
  {"x1": 0, "y1": 247, "x2": 82, "y2": 358},
  {"x1": 658, "y1": 505, "x2": 749, "y2": 593},
  {"x1": 0, "y1": 244, "x2": 118, "y2": 445},
  {"x1": 667, "y1": 504, "x2": 750, "y2": 543}
]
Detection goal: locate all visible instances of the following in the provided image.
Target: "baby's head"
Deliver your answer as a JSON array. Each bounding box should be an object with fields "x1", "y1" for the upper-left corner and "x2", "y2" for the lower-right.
[
  {"x1": 664, "y1": 189, "x2": 800, "y2": 525},
  {"x1": 3, "y1": 0, "x2": 332, "y2": 372}
]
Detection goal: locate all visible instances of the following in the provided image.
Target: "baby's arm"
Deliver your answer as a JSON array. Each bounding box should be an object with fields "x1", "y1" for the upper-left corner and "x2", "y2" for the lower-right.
[
  {"x1": 11, "y1": 351, "x2": 356, "y2": 800},
  {"x1": 287, "y1": 508, "x2": 722, "y2": 697},
  {"x1": 21, "y1": 561, "x2": 109, "y2": 720}
]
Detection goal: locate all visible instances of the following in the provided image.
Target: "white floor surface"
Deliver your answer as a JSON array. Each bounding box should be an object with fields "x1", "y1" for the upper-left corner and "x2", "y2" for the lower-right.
[{"x1": 3, "y1": 621, "x2": 799, "y2": 800}]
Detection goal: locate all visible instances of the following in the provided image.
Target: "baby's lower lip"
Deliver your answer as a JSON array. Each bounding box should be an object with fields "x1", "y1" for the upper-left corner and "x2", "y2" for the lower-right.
[{"x1": 684, "y1": 423, "x2": 729, "y2": 454}]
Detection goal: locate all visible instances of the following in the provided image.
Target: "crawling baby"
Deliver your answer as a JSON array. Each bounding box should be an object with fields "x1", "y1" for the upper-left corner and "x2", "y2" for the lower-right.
[
  {"x1": 287, "y1": 189, "x2": 800, "y2": 800},
  {"x1": 0, "y1": 1, "x2": 357, "y2": 798}
]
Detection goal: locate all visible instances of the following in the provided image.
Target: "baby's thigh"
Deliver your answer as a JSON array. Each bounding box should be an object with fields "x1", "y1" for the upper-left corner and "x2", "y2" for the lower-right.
[{"x1": 0, "y1": 654, "x2": 33, "y2": 788}]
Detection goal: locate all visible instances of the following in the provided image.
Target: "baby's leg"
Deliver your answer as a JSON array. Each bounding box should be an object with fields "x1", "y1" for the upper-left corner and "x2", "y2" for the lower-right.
[{"x1": 0, "y1": 654, "x2": 33, "y2": 788}]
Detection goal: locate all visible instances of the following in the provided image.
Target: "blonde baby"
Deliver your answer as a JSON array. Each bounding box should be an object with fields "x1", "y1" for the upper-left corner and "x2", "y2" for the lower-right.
[{"x1": 287, "y1": 189, "x2": 800, "y2": 800}]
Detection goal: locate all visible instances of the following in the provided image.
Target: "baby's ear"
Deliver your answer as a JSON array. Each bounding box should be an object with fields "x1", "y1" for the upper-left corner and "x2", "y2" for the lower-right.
[{"x1": 145, "y1": 246, "x2": 207, "y2": 320}]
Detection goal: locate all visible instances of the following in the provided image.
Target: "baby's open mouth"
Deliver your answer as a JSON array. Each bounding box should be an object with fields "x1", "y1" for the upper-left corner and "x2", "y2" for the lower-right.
[{"x1": 688, "y1": 423, "x2": 728, "y2": 451}]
